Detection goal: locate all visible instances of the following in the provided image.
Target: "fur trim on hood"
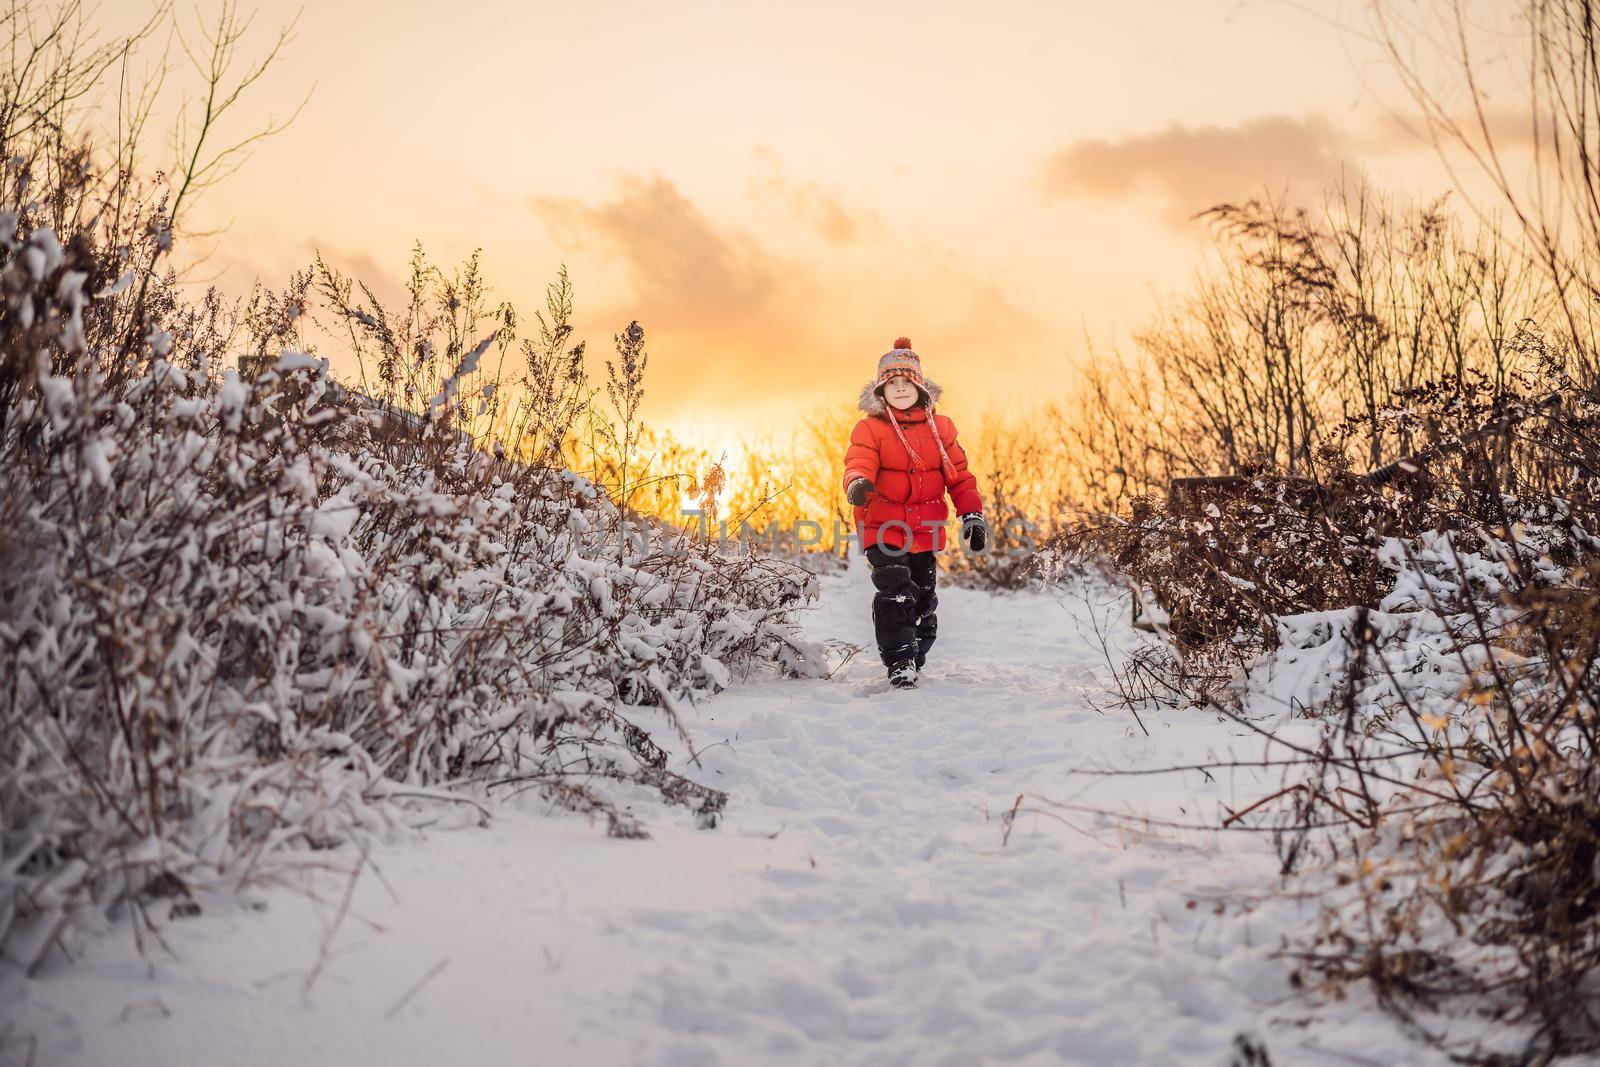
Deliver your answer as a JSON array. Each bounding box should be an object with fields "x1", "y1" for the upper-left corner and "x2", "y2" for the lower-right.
[{"x1": 857, "y1": 376, "x2": 943, "y2": 416}]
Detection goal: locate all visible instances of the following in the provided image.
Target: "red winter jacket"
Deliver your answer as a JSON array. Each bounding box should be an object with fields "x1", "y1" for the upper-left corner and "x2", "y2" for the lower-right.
[{"x1": 841, "y1": 378, "x2": 983, "y2": 553}]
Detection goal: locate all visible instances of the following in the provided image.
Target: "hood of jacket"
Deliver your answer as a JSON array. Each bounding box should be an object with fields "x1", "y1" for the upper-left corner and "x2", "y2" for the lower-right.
[{"x1": 857, "y1": 376, "x2": 943, "y2": 417}]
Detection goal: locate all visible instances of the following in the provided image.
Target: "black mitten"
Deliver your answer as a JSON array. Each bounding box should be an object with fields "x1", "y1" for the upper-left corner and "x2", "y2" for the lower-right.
[
  {"x1": 846, "y1": 478, "x2": 874, "y2": 507},
  {"x1": 959, "y1": 512, "x2": 989, "y2": 552}
]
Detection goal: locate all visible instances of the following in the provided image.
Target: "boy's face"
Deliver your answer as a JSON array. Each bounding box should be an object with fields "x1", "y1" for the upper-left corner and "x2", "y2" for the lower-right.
[{"x1": 882, "y1": 375, "x2": 920, "y2": 411}]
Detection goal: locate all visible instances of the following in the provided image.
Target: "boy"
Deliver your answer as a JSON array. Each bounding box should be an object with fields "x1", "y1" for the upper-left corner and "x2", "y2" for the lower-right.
[{"x1": 842, "y1": 338, "x2": 988, "y2": 689}]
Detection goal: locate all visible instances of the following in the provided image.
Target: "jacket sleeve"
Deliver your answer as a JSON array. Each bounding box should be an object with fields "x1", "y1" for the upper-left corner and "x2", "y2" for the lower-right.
[
  {"x1": 842, "y1": 418, "x2": 880, "y2": 493},
  {"x1": 941, "y1": 418, "x2": 983, "y2": 515}
]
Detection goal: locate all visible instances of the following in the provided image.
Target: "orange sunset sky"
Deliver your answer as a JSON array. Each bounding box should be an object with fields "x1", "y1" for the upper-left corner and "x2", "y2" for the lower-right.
[{"x1": 100, "y1": 0, "x2": 1522, "y2": 459}]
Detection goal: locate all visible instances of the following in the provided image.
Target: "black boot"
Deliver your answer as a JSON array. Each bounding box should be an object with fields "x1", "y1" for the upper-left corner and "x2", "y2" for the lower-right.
[{"x1": 888, "y1": 659, "x2": 918, "y2": 689}]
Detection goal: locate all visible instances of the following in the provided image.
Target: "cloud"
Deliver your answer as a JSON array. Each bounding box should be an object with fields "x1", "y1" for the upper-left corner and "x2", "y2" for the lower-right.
[
  {"x1": 1038, "y1": 115, "x2": 1358, "y2": 227},
  {"x1": 529, "y1": 174, "x2": 783, "y2": 335},
  {"x1": 747, "y1": 146, "x2": 885, "y2": 246},
  {"x1": 528, "y1": 173, "x2": 834, "y2": 422},
  {"x1": 1367, "y1": 105, "x2": 1549, "y2": 155},
  {"x1": 523, "y1": 170, "x2": 1056, "y2": 434}
]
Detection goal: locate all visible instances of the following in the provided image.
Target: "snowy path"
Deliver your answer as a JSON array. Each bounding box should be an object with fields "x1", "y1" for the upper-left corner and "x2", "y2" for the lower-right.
[{"x1": 8, "y1": 561, "x2": 1450, "y2": 1066}]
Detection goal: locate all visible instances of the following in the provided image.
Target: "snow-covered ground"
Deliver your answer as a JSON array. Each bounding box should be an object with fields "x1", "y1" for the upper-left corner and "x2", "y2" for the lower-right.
[{"x1": 5, "y1": 559, "x2": 1460, "y2": 1066}]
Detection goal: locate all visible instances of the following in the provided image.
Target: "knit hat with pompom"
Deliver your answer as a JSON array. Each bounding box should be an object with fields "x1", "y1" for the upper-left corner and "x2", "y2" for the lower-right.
[{"x1": 873, "y1": 337, "x2": 926, "y2": 396}]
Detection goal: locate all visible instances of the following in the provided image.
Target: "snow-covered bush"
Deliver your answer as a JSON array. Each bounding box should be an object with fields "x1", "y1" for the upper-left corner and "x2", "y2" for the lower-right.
[
  {"x1": 0, "y1": 221, "x2": 823, "y2": 974},
  {"x1": 1066, "y1": 360, "x2": 1600, "y2": 1062},
  {"x1": 0, "y1": 47, "x2": 823, "y2": 974},
  {"x1": 1245, "y1": 529, "x2": 1600, "y2": 1064},
  {"x1": 1059, "y1": 362, "x2": 1592, "y2": 676}
]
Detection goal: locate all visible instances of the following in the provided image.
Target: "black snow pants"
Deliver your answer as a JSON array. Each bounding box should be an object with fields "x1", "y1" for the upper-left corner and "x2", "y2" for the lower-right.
[{"x1": 864, "y1": 545, "x2": 938, "y2": 669}]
